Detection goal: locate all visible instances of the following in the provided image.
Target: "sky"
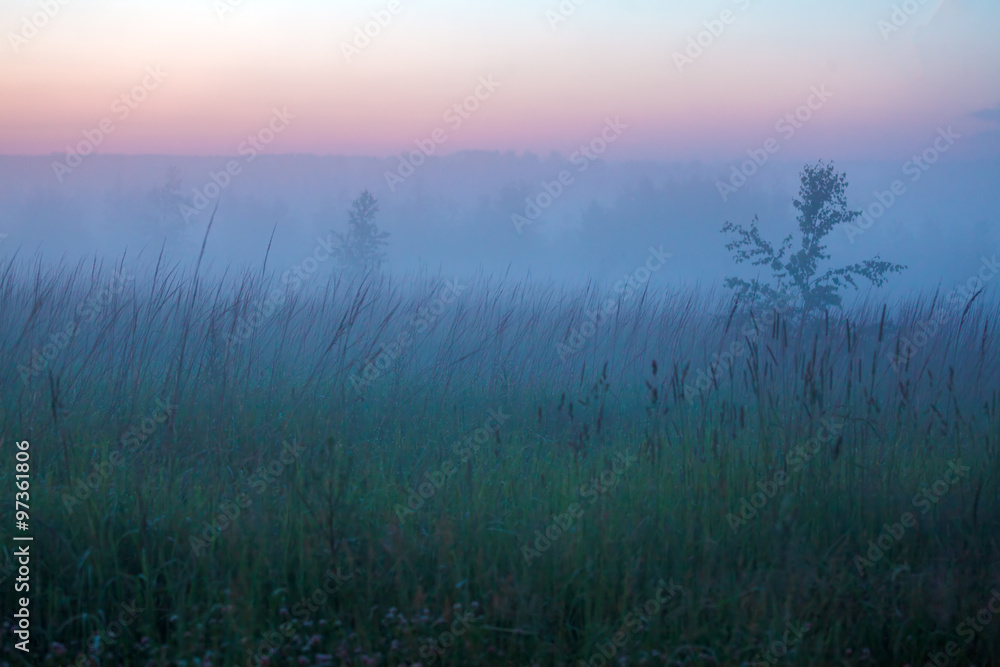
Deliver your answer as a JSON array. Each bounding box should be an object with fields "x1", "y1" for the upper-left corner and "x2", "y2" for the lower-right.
[{"x1": 2, "y1": 0, "x2": 999, "y2": 162}]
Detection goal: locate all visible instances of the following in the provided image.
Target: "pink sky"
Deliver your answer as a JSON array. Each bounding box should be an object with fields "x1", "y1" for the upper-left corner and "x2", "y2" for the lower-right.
[{"x1": 1, "y1": 0, "x2": 997, "y2": 161}]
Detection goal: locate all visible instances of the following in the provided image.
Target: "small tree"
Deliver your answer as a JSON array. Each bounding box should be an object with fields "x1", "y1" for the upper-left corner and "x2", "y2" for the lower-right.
[
  {"x1": 104, "y1": 166, "x2": 193, "y2": 246},
  {"x1": 151, "y1": 166, "x2": 190, "y2": 228},
  {"x1": 721, "y1": 161, "x2": 905, "y2": 316},
  {"x1": 332, "y1": 190, "x2": 390, "y2": 273}
]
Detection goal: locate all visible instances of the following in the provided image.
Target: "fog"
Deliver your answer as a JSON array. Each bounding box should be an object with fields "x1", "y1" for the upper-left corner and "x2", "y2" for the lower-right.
[
  {"x1": 5, "y1": 1, "x2": 1000, "y2": 663},
  {"x1": 2, "y1": 150, "x2": 996, "y2": 299}
]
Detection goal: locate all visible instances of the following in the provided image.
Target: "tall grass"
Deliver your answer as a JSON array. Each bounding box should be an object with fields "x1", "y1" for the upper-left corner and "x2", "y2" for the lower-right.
[{"x1": 0, "y1": 252, "x2": 998, "y2": 666}]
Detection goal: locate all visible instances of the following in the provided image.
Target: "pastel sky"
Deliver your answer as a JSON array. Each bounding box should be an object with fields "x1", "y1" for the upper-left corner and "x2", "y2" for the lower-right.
[{"x1": 1, "y1": 0, "x2": 998, "y2": 161}]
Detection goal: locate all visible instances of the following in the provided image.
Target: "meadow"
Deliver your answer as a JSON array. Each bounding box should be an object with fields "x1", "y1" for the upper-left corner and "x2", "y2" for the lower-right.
[{"x1": 0, "y1": 250, "x2": 998, "y2": 666}]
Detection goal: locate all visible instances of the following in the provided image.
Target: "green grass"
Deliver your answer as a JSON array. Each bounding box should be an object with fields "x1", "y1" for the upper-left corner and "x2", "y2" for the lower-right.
[{"x1": 0, "y1": 253, "x2": 998, "y2": 666}]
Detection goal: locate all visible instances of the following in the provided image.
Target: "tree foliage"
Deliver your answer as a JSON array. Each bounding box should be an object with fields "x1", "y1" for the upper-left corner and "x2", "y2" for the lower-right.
[
  {"x1": 332, "y1": 190, "x2": 390, "y2": 273},
  {"x1": 721, "y1": 161, "x2": 906, "y2": 315},
  {"x1": 103, "y1": 166, "x2": 194, "y2": 247}
]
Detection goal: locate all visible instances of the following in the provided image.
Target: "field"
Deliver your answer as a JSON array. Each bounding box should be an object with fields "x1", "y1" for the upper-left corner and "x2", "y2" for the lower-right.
[{"x1": 1, "y1": 252, "x2": 998, "y2": 666}]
